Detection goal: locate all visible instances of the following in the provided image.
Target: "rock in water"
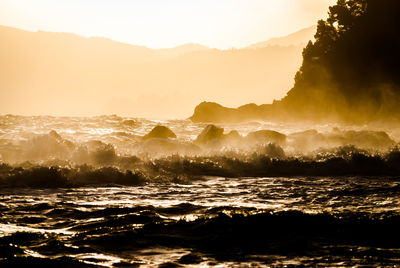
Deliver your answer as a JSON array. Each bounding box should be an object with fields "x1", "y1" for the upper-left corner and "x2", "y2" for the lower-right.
[
  {"x1": 224, "y1": 130, "x2": 242, "y2": 142},
  {"x1": 246, "y1": 130, "x2": 286, "y2": 146},
  {"x1": 189, "y1": 101, "x2": 273, "y2": 123},
  {"x1": 195, "y1": 125, "x2": 224, "y2": 144},
  {"x1": 143, "y1": 126, "x2": 177, "y2": 140}
]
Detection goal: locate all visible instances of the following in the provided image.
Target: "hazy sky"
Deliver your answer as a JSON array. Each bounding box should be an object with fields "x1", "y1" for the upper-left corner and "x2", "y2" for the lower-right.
[{"x1": 0, "y1": 0, "x2": 336, "y2": 49}]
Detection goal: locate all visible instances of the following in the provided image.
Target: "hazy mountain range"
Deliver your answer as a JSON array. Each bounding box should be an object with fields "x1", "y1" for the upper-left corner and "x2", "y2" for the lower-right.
[
  {"x1": 248, "y1": 25, "x2": 316, "y2": 48},
  {"x1": 0, "y1": 25, "x2": 315, "y2": 118}
]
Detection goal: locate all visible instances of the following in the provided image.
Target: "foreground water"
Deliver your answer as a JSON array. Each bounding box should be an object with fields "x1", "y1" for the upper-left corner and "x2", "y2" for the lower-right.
[
  {"x1": 2, "y1": 176, "x2": 400, "y2": 267},
  {"x1": 1, "y1": 115, "x2": 400, "y2": 266}
]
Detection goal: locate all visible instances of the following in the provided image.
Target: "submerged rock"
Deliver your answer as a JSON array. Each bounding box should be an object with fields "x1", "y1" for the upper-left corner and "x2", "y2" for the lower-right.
[
  {"x1": 195, "y1": 125, "x2": 224, "y2": 144},
  {"x1": 143, "y1": 125, "x2": 177, "y2": 140}
]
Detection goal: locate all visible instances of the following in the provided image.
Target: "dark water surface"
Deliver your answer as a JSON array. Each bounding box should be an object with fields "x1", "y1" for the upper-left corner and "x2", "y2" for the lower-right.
[{"x1": 1, "y1": 176, "x2": 400, "y2": 267}]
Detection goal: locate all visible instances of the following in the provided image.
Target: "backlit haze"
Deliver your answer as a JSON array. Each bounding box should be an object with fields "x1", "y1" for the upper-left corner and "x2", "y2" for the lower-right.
[
  {"x1": 0, "y1": 0, "x2": 336, "y2": 49},
  {"x1": 2, "y1": 1, "x2": 400, "y2": 266},
  {"x1": 0, "y1": 0, "x2": 336, "y2": 118}
]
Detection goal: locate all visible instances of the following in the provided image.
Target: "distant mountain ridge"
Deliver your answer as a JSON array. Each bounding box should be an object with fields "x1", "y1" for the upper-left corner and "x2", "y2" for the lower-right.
[
  {"x1": 2, "y1": 24, "x2": 315, "y2": 54},
  {"x1": 248, "y1": 25, "x2": 317, "y2": 49},
  {"x1": 0, "y1": 25, "x2": 307, "y2": 118},
  {"x1": 4, "y1": 25, "x2": 210, "y2": 59},
  {"x1": 156, "y1": 43, "x2": 211, "y2": 57}
]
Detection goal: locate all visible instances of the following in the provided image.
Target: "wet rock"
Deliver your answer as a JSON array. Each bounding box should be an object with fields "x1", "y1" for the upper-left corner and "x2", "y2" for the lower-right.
[
  {"x1": 195, "y1": 125, "x2": 224, "y2": 144},
  {"x1": 190, "y1": 102, "x2": 231, "y2": 123},
  {"x1": 189, "y1": 101, "x2": 272, "y2": 123},
  {"x1": 143, "y1": 126, "x2": 177, "y2": 140},
  {"x1": 246, "y1": 130, "x2": 286, "y2": 146},
  {"x1": 224, "y1": 130, "x2": 242, "y2": 141}
]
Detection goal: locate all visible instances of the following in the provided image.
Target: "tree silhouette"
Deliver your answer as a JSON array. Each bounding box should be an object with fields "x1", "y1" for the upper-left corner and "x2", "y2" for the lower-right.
[{"x1": 281, "y1": 0, "x2": 400, "y2": 122}]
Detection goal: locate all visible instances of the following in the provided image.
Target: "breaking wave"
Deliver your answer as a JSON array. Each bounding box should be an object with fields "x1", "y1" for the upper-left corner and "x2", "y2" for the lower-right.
[{"x1": 1, "y1": 146, "x2": 400, "y2": 188}]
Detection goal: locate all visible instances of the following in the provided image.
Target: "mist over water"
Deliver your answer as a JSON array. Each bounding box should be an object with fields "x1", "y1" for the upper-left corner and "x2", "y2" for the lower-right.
[{"x1": 1, "y1": 115, "x2": 400, "y2": 266}]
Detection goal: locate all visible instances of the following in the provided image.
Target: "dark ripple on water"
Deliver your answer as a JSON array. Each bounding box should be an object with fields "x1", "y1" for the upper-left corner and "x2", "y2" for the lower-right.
[{"x1": 1, "y1": 176, "x2": 400, "y2": 266}]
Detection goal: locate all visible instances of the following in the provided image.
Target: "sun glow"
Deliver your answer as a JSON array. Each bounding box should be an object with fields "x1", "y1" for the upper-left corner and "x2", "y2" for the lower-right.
[{"x1": 0, "y1": 0, "x2": 336, "y2": 49}]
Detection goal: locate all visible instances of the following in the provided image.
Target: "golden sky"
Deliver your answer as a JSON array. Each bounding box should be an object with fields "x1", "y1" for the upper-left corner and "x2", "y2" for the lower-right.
[{"x1": 0, "y1": 0, "x2": 336, "y2": 49}]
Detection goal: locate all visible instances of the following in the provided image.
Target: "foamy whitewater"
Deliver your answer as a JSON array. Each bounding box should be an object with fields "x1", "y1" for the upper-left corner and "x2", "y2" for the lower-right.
[{"x1": 1, "y1": 115, "x2": 400, "y2": 266}]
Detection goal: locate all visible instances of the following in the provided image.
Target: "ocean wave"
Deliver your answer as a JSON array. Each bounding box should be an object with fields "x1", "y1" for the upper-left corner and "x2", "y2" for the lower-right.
[
  {"x1": 0, "y1": 165, "x2": 147, "y2": 188},
  {"x1": 1, "y1": 209, "x2": 400, "y2": 266},
  {"x1": 1, "y1": 148, "x2": 400, "y2": 188}
]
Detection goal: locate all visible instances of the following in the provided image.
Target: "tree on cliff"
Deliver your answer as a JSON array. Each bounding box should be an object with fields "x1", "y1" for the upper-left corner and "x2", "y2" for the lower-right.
[{"x1": 281, "y1": 0, "x2": 400, "y2": 122}]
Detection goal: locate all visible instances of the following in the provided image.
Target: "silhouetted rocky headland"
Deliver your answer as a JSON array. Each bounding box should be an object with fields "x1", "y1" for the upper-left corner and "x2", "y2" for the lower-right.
[
  {"x1": 191, "y1": 0, "x2": 400, "y2": 124},
  {"x1": 190, "y1": 102, "x2": 274, "y2": 123}
]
